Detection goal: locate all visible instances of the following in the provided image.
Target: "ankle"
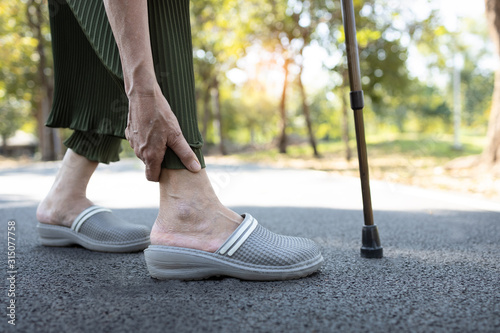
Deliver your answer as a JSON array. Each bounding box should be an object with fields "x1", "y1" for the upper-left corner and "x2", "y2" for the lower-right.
[
  {"x1": 37, "y1": 149, "x2": 98, "y2": 226},
  {"x1": 37, "y1": 195, "x2": 93, "y2": 227},
  {"x1": 150, "y1": 168, "x2": 243, "y2": 251},
  {"x1": 151, "y1": 203, "x2": 243, "y2": 252},
  {"x1": 150, "y1": 218, "x2": 220, "y2": 252}
]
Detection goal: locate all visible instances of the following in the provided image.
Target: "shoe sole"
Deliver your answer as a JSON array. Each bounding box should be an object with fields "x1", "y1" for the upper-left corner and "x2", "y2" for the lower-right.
[
  {"x1": 144, "y1": 245, "x2": 324, "y2": 281},
  {"x1": 37, "y1": 223, "x2": 150, "y2": 253}
]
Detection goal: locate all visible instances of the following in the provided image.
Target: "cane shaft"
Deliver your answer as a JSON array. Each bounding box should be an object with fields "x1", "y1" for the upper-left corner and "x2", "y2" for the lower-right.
[
  {"x1": 341, "y1": 0, "x2": 374, "y2": 226},
  {"x1": 353, "y1": 109, "x2": 374, "y2": 226},
  {"x1": 341, "y1": 0, "x2": 362, "y2": 91}
]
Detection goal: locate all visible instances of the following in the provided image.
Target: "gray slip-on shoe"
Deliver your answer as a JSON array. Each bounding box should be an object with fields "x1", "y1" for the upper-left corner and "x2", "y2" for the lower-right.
[
  {"x1": 144, "y1": 214, "x2": 324, "y2": 281},
  {"x1": 37, "y1": 206, "x2": 150, "y2": 253}
]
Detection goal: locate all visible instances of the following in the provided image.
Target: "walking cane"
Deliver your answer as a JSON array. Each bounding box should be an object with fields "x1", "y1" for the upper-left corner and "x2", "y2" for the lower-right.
[{"x1": 340, "y1": 0, "x2": 383, "y2": 258}]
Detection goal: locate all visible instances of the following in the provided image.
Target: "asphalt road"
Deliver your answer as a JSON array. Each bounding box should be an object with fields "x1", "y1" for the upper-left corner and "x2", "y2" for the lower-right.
[{"x1": 0, "y1": 158, "x2": 499, "y2": 333}]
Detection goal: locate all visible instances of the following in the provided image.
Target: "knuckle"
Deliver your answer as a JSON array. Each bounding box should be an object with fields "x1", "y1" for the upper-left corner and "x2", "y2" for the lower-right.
[
  {"x1": 142, "y1": 147, "x2": 165, "y2": 165},
  {"x1": 168, "y1": 132, "x2": 183, "y2": 145},
  {"x1": 142, "y1": 151, "x2": 156, "y2": 164}
]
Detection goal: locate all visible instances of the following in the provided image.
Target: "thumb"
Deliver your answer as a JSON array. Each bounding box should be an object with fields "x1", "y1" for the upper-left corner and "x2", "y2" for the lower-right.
[{"x1": 169, "y1": 135, "x2": 202, "y2": 173}]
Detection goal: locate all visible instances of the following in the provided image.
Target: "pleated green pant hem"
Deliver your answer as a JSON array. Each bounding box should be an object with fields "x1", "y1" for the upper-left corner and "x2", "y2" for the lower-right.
[
  {"x1": 64, "y1": 131, "x2": 122, "y2": 164},
  {"x1": 64, "y1": 130, "x2": 204, "y2": 169}
]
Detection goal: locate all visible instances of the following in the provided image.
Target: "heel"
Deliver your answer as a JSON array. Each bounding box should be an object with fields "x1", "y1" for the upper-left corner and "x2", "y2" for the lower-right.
[
  {"x1": 144, "y1": 247, "x2": 219, "y2": 280},
  {"x1": 37, "y1": 224, "x2": 74, "y2": 247}
]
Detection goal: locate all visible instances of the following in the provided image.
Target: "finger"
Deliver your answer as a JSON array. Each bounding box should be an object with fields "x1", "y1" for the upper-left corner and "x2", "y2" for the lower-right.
[
  {"x1": 124, "y1": 128, "x2": 134, "y2": 148},
  {"x1": 144, "y1": 158, "x2": 162, "y2": 182},
  {"x1": 145, "y1": 164, "x2": 161, "y2": 182},
  {"x1": 168, "y1": 134, "x2": 201, "y2": 173},
  {"x1": 143, "y1": 150, "x2": 165, "y2": 182}
]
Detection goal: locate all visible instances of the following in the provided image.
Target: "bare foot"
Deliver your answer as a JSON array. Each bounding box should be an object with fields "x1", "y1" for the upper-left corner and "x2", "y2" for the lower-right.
[
  {"x1": 37, "y1": 195, "x2": 93, "y2": 227},
  {"x1": 150, "y1": 169, "x2": 243, "y2": 253},
  {"x1": 36, "y1": 149, "x2": 98, "y2": 227}
]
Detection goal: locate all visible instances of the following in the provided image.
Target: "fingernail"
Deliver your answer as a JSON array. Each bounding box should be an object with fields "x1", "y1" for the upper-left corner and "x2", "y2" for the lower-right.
[{"x1": 190, "y1": 159, "x2": 201, "y2": 172}]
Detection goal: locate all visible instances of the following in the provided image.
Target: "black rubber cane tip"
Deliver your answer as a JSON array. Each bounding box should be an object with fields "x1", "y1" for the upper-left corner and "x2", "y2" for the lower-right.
[{"x1": 360, "y1": 225, "x2": 383, "y2": 259}]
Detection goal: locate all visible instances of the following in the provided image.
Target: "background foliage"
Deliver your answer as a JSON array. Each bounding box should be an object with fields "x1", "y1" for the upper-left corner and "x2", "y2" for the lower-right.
[{"x1": 0, "y1": 0, "x2": 495, "y2": 161}]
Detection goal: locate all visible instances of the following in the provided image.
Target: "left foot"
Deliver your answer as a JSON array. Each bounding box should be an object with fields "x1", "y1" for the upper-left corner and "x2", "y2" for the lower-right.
[
  {"x1": 36, "y1": 149, "x2": 99, "y2": 227},
  {"x1": 37, "y1": 194, "x2": 94, "y2": 227}
]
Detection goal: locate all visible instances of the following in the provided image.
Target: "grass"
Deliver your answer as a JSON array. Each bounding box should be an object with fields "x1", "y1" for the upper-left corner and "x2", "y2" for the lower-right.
[
  {"x1": 209, "y1": 132, "x2": 499, "y2": 201},
  {"x1": 366, "y1": 133, "x2": 484, "y2": 159},
  {"x1": 229, "y1": 133, "x2": 484, "y2": 168}
]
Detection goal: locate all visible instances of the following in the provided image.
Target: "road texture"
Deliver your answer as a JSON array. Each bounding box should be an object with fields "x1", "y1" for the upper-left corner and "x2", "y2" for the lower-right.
[{"x1": 0, "y1": 158, "x2": 499, "y2": 332}]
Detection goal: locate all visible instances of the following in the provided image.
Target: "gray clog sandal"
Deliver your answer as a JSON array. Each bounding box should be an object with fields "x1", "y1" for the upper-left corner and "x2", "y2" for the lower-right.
[
  {"x1": 144, "y1": 214, "x2": 323, "y2": 281},
  {"x1": 37, "y1": 206, "x2": 150, "y2": 253}
]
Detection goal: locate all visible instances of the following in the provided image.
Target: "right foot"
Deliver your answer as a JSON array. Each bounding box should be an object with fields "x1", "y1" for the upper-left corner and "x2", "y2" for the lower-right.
[
  {"x1": 150, "y1": 202, "x2": 243, "y2": 253},
  {"x1": 150, "y1": 168, "x2": 243, "y2": 253}
]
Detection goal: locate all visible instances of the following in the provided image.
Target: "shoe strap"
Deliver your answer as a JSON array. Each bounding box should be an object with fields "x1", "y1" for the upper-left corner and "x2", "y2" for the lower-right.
[
  {"x1": 71, "y1": 206, "x2": 112, "y2": 232},
  {"x1": 216, "y1": 214, "x2": 258, "y2": 257}
]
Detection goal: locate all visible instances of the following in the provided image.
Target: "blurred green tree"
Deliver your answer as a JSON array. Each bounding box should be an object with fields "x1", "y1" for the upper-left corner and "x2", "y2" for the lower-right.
[
  {"x1": 1, "y1": 0, "x2": 493, "y2": 163},
  {"x1": 0, "y1": 99, "x2": 29, "y2": 153},
  {"x1": 484, "y1": 0, "x2": 500, "y2": 166},
  {"x1": 0, "y1": 0, "x2": 60, "y2": 160},
  {"x1": 250, "y1": 0, "x2": 334, "y2": 155},
  {"x1": 325, "y1": 0, "x2": 413, "y2": 158},
  {"x1": 191, "y1": 0, "x2": 258, "y2": 154}
]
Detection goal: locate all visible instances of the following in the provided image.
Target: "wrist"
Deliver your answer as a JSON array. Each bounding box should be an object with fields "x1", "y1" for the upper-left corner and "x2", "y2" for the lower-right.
[{"x1": 124, "y1": 65, "x2": 158, "y2": 97}]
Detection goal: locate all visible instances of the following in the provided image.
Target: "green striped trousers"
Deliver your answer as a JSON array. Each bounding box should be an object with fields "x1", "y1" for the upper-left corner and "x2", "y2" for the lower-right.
[{"x1": 47, "y1": 0, "x2": 205, "y2": 169}]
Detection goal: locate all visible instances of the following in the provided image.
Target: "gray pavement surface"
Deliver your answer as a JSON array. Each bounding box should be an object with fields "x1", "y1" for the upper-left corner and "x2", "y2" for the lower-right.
[{"x1": 0, "y1": 158, "x2": 499, "y2": 333}]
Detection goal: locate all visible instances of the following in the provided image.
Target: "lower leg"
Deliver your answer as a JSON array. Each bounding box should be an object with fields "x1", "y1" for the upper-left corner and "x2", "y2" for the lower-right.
[
  {"x1": 150, "y1": 169, "x2": 243, "y2": 253},
  {"x1": 37, "y1": 149, "x2": 98, "y2": 227}
]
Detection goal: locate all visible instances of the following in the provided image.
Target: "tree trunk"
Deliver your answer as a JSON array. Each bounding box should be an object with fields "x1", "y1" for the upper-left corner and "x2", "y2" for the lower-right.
[
  {"x1": 298, "y1": 64, "x2": 319, "y2": 157},
  {"x1": 1, "y1": 134, "x2": 8, "y2": 156},
  {"x1": 278, "y1": 59, "x2": 290, "y2": 154},
  {"x1": 483, "y1": 0, "x2": 500, "y2": 165},
  {"x1": 341, "y1": 70, "x2": 352, "y2": 162},
  {"x1": 28, "y1": 1, "x2": 60, "y2": 161},
  {"x1": 39, "y1": 97, "x2": 56, "y2": 161},
  {"x1": 483, "y1": 70, "x2": 500, "y2": 165},
  {"x1": 202, "y1": 87, "x2": 211, "y2": 153},
  {"x1": 250, "y1": 127, "x2": 255, "y2": 145},
  {"x1": 395, "y1": 106, "x2": 406, "y2": 133},
  {"x1": 212, "y1": 79, "x2": 226, "y2": 155},
  {"x1": 341, "y1": 89, "x2": 353, "y2": 162}
]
